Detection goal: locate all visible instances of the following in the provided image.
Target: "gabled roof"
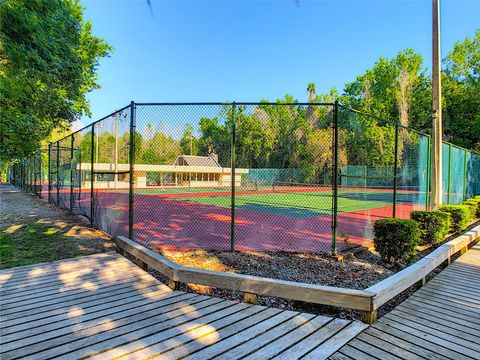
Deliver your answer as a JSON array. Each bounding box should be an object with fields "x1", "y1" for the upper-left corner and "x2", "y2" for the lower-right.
[{"x1": 174, "y1": 155, "x2": 221, "y2": 167}]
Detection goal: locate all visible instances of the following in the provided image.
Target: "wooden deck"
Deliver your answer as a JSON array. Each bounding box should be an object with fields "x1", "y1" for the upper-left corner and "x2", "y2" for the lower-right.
[
  {"x1": 330, "y1": 241, "x2": 480, "y2": 360},
  {"x1": 0, "y1": 252, "x2": 366, "y2": 360}
]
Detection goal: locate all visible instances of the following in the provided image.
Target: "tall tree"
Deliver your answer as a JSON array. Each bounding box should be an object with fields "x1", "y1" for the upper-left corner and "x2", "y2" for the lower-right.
[
  {"x1": 0, "y1": 0, "x2": 111, "y2": 163},
  {"x1": 442, "y1": 30, "x2": 480, "y2": 150},
  {"x1": 179, "y1": 123, "x2": 199, "y2": 156}
]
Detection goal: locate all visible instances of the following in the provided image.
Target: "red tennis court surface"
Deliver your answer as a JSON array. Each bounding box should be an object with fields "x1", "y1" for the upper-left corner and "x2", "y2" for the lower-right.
[{"x1": 78, "y1": 190, "x2": 419, "y2": 253}]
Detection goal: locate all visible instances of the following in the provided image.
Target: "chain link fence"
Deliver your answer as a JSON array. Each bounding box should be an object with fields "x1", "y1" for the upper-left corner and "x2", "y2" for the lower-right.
[{"x1": 8, "y1": 102, "x2": 480, "y2": 255}]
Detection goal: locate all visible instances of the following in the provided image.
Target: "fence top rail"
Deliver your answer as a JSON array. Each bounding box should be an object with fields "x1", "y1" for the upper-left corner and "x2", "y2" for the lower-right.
[
  {"x1": 38, "y1": 100, "x2": 478, "y2": 157},
  {"x1": 134, "y1": 101, "x2": 336, "y2": 106},
  {"x1": 443, "y1": 140, "x2": 480, "y2": 154},
  {"x1": 52, "y1": 103, "x2": 131, "y2": 144}
]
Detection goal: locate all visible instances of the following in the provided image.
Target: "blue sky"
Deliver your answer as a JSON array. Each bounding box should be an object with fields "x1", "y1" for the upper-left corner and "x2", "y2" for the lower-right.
[{"x1": 78, "y1": 0, "x2": 480, "y2": 126}]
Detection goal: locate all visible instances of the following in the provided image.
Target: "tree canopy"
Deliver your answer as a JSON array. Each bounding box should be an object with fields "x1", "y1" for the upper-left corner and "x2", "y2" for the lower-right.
[{"x1": 0, "y1": 0, "x2": 111, "y2": 163}]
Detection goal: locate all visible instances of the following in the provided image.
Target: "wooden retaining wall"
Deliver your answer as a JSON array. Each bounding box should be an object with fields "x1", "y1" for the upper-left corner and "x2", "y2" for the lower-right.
[{"x1": 116, "y1": 224, "x2": 480, "y2": 323}]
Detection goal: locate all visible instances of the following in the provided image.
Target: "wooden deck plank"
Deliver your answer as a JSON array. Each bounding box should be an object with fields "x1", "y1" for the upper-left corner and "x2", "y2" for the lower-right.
[
  {"x1": 0, "y1": 252, "x2": 368, "y2": 360},
  {"x1": 337, "y1": 345, "x2": 378, "y2": 360},
  {"x1": 182, "y1": 310, "x2": 296, "y2": 360},
  {"x1": 394, "y1": 305, "x2": 480, "y2": 336},
  {"x1": 347, "y1": 338, "x2": 402, "y2": 360},
  {"x1": 301, "y1": 321, "x2": 368, "y2": 360},
  {"x1": 0, "y1": 282, "x2": 172, "y2": 326},
  {"x1": 358, "y1": 328, "x2": 446, "y2": 360},
  {"x1": 17, "y1": 299, "x2": 234, "y2": 360},
  {"x1": 370, "y1": 322, "x2": 472, "y2": 360},
  {"x1": 413, "y1": 290, "x2": 480, "y2": 310},
  {"x1": 159, "y1": 308, "x2": 284, "y2": 360},
  {"x1": 241, "y1": 315, "x2": 333, "y2": 360},
  {"x1": 0, "y1": 292, "x2": 197, "y2": 349},
  {"x1": 0, "y1": 255, "x2": 132, "y2": 285},
  {"x1": 425, "y1": 274, "x2": 480, "y2": 292},
  {"x1": 417, "y1": 282, "x2": 480, "y2": 303},
  {"x1": 0, "y1": 274, "x2": 161, "y2": 316},
  {"x1": 390, "y1": 309, "x2": 480, "y2": 346},
  {"x1": 0, "y1": 286, "x2": 183, "y2": 336},
  {"x1": 0, "y1": 261, "x2": 147, "y2": 297},
  {"x1": 329, "y1": 353, "x2": 353, "y2": 360},
  {"x1": 65, "y1": 302, "x2": 250, "y2": 360},
  {"x1": 105, "y1": 305, "x2": 271, "y2": 360},
  {"x1": 355, "y1": 332, "x2": 425, "y2": 360},
  {"x1": 0, "y1": 293, "x2": 200, "y2": 348},
  {"x1": 273, "y1": 318, "x2": 351, "y2": 360},
  {"x1": 0, "y1": 272, "x2": 157, "y2": 310},
  {"x1": 209, "y1": 313, "x2": 316, "y2": 359},
  {"x1": 2, "y1": 274, "x2": 156, "y2": 304},
  {"x1": 330, "y1": 242, "x2": 480, "y2": 360},
  {"x1": 399, "y1": 301, "x2": 480, "y2": 332},
  {"x1": 0, "y1": 255, "x2": 128, "y2": 289},
  {"x1": 383, "y1": 313, "x2": 480, "y2": 353},
  {"x1": 0, "y1": 252, "x2": 117, "y2": 276},
  {"x1": 403, "y1": 293, "x2": 480, "y2": 319}
]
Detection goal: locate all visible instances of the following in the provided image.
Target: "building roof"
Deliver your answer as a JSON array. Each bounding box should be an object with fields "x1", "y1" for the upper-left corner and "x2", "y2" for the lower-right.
[{"x1": 174, "y1": 155, "x2": 221, "y2": 167}]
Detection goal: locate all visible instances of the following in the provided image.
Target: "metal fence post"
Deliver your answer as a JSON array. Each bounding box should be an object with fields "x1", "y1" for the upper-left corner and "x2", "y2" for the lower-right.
[
  {"x1": 463, "y1": 148, "x2": 468, "y2": 201},
  {"x1": 332, "y1": 100, "x2": 339, "y2": 254},
  {"x1": 129, "y1": 101, "x2": 135, "y2": 239},
  {"x1": 70, "y1": 135, "x2": 74, "y2": 213},
  {"x1": 90, "y1": 124, "x2": 95, "y2": 226},
  {"x1": 426, "y1": 135, "x2": 431, "y2": 211},
  {"x1": 48, "y1": 144, "x2": 51, "y2": 203},
  {"x1": 447, "y1": 144, "x2": 452, "y2": 204},
  {"x1": 230, "y1": 102, "x2": 236, "y2": 253},
  {"x1": 56, "y1": 142, "x2": 60, "y2": 206},
  {"x1": 392, "y1": 124, "x2": 399, "y2": 218}
]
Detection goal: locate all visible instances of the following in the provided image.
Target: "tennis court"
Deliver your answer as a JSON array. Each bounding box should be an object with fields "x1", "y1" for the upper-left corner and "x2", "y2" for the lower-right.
[
  {"x1": 86, "y1": 182, "x2": 425, "y2": 253},
  {"x1": 11, "y1": 102, "x2": 480, "y2": 255}
]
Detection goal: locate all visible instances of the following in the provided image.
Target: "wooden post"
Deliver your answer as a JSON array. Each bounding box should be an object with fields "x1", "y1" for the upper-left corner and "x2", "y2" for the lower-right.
[
  {"x1": 431, "y1": 0, "x2": 443, "y2": 210},
  {"x1": 243, "y1": 292, "x2": 258, "y2": 305},
  {"x1": 168, "y1": 279, "x2": 178, "y2": 290},
  {"x1": 362, "y1": 310, "x2": 377, "y2": 324},
  {"x1": 138, "y1": 260, "x2": 148, "y2": 271},
  {"x1": 416, "y1": 277, "x2": 427, "y2": 289},
  {"x1": 460, "y1": 246, "x2": 468, "y2": 255}
]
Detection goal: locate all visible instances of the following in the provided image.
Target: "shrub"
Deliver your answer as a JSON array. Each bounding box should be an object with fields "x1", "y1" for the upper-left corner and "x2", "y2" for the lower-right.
[
  {"x1": 439, "y1": 205, "x2": 471, "y2": 232},
  {"x1": 373, "y1": 218, "x2": 420, "y2": 265},
  {"x1": 410, "y1": 211, "x2": 451, "y2": 246},
  {"x1": 465, "y1": 198, "x2": 480, "y2": 218},
  {"x1": 461, "y1": 201, "x2": 479, "y2": 219}
]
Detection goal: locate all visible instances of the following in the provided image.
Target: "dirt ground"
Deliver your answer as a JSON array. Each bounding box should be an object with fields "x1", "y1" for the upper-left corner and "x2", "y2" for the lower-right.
[{"x1": 0, "y1": 183, "x2": 114, "y2": 268}]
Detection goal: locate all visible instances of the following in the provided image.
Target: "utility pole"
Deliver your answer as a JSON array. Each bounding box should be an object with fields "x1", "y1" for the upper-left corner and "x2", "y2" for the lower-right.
[
  {"x1": 114, "y1": 112, "x2": 119, "y2": 189},
  {"x1": 431, "y1": 0, "x2": 443, "y2": 209}
]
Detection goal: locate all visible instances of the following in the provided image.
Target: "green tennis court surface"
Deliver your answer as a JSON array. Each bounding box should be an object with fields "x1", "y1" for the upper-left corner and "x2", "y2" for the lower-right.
[
  {"x1": 106, "y1": 186, "x2": 398, "y2": 218},
  {"x1": 173, "y1": 192, "x2": 391, "y2": 218}
]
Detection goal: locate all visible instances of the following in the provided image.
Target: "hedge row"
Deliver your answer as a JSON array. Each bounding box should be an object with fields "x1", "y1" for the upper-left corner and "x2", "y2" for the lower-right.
[{"x1": 373, "y1": 197, "x2": 479, "y2": 265}]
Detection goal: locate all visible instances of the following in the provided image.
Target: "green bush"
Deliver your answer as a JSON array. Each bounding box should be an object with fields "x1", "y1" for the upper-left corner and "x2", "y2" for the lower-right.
[
  {"x1": 461, "y1": 201, "x2": 477, "y2": 220},
  {"x1": 373, "y1": 218, "x2": 420, "y2": 265},
  {"x1": 465, "y1": 198, "x2": 480, "y2": 218},
  {"x1": 410, "y1": 211, "x2": 451, "y2": 246},
  {"x1": 439, "y1": 205, "x2": 471, "y2": 232}
]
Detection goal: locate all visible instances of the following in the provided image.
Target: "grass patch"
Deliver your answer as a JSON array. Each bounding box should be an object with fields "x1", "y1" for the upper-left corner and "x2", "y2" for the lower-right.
[{"x1": 0, "y1": 221, "x2": 110, "y2": 269}]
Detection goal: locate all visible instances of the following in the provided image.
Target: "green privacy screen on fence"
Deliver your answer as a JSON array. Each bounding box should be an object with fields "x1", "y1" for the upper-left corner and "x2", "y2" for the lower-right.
[{"x1": 8, "y1": 102, "x2": 480, "y2": 255}]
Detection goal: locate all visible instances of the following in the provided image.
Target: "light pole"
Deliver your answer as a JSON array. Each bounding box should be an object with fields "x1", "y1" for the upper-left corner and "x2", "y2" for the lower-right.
[{"x1": 431, "y1": 0, "x2": 443, "y2": 209}]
